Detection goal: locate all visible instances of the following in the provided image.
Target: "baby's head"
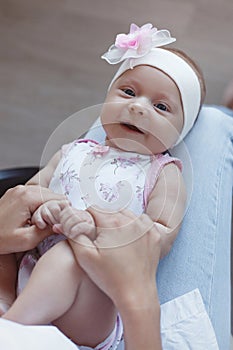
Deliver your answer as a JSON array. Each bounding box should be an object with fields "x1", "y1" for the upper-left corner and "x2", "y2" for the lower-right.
[{"x1": 101, "y1": 23, "x2": 206, "y2": 154}]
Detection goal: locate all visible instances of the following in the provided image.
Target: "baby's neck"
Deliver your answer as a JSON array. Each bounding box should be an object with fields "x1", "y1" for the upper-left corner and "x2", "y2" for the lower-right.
[{"x1": 104, "y1": 137, "x2": 163, "y2": 156}]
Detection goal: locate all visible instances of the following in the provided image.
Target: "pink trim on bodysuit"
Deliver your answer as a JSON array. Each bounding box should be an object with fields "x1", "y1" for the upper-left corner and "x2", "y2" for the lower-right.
[
  {"x1": 74, "y1": 138, "x2": 99, "y2": 144},
  {"x1": 93, "y1": 315, "x2": 123, "y2": 350},
  {"x1": 143, "y1": 153, "x2": 182, "y2": 208}
]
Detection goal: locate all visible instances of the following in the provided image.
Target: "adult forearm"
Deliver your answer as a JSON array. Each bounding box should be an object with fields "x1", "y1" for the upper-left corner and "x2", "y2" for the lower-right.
[{"x1": 117, "y1": 287, "x2": 162, "y2": 350}]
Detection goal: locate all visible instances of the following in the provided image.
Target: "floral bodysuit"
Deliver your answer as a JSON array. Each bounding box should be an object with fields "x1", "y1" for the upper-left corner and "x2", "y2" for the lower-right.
[{"x1": 51, "y1": 139, "x2": 182, "y2": 215}]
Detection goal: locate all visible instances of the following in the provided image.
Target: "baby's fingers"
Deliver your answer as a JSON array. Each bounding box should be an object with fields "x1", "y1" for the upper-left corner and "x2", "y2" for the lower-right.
[
  {"x1": 32, "y1": 203, "x2": 57, "y2": 229},
  {"x1": 31, "y1": 208, "x2": 47, "y2": 229},
  {"x1": 33, "y1": 200, "x2": 70, "y2": 229},
  {"x1": 53, "y1": 223, "x2": 63, "y2": 234}
]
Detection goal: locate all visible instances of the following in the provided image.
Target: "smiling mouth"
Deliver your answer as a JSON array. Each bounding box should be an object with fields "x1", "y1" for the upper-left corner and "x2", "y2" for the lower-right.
[{"x1": 120, "y1": 122, "x2": 144, "y2": 134}]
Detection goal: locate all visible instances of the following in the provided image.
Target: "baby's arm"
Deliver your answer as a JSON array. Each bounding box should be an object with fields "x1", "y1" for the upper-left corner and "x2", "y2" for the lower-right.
[
  {"x1": 146, "y1": 163, "x2": 187, "y2": 258},
  {"x1": 27, "y1": 150, "x2": 62, "y2": 187},
  {"x1": 28, "y1": 150, "x2": 63, "y2": 230}
]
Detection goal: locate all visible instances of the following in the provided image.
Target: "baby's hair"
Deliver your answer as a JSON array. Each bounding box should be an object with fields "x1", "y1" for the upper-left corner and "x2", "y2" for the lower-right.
[{"x1": 164, "y1": 47, "x2": 206, "y2": 106}]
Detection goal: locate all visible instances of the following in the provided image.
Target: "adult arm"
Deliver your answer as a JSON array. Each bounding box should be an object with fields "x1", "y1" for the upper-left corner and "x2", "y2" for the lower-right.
[{"x1": 62, "y1": 208, "x2": 162, "y2": 350}]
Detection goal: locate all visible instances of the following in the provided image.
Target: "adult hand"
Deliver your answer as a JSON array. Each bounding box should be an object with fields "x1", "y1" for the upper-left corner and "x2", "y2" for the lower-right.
[
  {"x1": 68, "y1": 208, "x2": 160, "y2": 303},
  {"x1": 0, "y1": 185, "x2": 66, "y2": 253},
  {"x1": 65, "y1": 208, "x2": 162, "y2": 350}
]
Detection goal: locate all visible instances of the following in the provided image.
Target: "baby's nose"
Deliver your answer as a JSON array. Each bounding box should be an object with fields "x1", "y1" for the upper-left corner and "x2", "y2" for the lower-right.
[{"x1": 129, "y1": 101, "x2": 148, "y2": 117}]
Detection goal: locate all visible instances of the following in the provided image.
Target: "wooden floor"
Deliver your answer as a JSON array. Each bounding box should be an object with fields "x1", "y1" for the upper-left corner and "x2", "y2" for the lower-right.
[{"x1": 0, "y1": 0, "x2": 233, "y2": 169}]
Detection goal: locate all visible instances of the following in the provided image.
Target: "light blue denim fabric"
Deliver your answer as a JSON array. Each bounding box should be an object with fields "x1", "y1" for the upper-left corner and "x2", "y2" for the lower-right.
[
  {"x1": 212, "y1": 105, "x2": 233, "y2": 117},
  {"x1": 85, "y1": 105, "x2": 233, "y2": 350},
  {"x1": 156, "y1": 106, "x2": 233, "y2": 350}
]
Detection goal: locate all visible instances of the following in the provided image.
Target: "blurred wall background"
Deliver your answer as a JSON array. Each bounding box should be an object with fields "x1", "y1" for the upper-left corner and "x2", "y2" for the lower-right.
[{"x1": 0, "y1": 0, "x2": 233, "y2": 168}]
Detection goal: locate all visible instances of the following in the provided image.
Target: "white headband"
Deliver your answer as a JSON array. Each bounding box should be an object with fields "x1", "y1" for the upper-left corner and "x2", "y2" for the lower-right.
[{"x1": 102, "y1": 23, "x2": 201, "y2": 145}]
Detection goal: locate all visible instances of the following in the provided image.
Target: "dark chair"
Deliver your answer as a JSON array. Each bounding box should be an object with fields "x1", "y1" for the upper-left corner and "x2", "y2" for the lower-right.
[{"x1": 0, "y1": 167, "x2": 39, "y2": 197}]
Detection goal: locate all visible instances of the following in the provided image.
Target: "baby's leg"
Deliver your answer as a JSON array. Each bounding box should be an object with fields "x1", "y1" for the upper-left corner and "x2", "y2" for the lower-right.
[
  {"x1": 3, "y1": 241, "x2": 83, "y2": 323},
  {"x1": 0, "y1": 254, "x2": 17, "y2": 315},
  {"x1": 3, "y1": 240, "x2": 117, "y2": 348},
  {"x1": 53, "y1": 271, "x2": 117, "y2": 347}
]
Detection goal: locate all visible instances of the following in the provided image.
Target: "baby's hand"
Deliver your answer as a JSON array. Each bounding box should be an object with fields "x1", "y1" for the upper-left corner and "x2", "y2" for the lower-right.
[
  {"x1": 53, "y1": 207, "x2": 96, "y2": 241},
  {"x1": 31, "y1": 199, "x2": 70, "y2": 229}
]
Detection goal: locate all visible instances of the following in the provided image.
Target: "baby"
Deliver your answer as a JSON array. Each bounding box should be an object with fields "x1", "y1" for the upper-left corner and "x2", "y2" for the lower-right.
[{"x1": 1, "y1": 23, "x2": 205, "y2": 349}]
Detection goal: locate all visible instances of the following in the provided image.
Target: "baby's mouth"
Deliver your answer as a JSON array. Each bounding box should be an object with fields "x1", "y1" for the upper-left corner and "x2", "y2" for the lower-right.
[{"x1": 120, "y1": 122, "x2": 144, "y2": 134}]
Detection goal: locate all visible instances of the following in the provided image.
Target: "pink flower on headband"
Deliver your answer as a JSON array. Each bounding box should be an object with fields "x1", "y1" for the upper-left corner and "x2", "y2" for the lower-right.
[
  {"x1": 115, "y1": 23, "x2": 157, "y2": 54},
  {"x1": 101, "y1": 23, "x2": 176, "y2": 65}
]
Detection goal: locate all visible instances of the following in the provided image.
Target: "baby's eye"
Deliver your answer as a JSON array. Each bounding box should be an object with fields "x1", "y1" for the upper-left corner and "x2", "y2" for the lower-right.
[
  {"x1": 122, "y1": 88, "x2": 135, "y2": 97},
  {"x1": 154, "y1": 103, "x2": 168, "y2": 111}
]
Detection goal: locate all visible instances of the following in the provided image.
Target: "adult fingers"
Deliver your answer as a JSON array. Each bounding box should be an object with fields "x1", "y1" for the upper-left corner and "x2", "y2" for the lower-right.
[
  {"x1": 24, "y1": 186, "x2": 67, "y2": 213},
  {"x1": 87, "y1": 206, "x2": 129, "y2": 228},
  {"x1": 87, "y1": 207, "x2": 155, "y2": 248},
  {"x1": 13, "y1": 225, "x2": 53, "y2": 252},
  {"x1": 68, "y1": 234, "x2": 99, "y2": 268}
]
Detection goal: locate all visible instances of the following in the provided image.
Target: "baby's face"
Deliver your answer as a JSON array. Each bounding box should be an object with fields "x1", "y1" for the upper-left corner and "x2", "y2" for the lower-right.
[{"x1": 100, "y1": 65, "x2": 184, "y2": 154}]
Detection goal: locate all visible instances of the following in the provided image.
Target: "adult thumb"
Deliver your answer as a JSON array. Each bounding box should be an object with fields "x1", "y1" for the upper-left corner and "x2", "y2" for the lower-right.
[
  {"x1": 68, "y1": 234, "x2": 99, "y2": 267},
  {"x1": 14, "y1": 225, "x2": 52, "y2": 252}
]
